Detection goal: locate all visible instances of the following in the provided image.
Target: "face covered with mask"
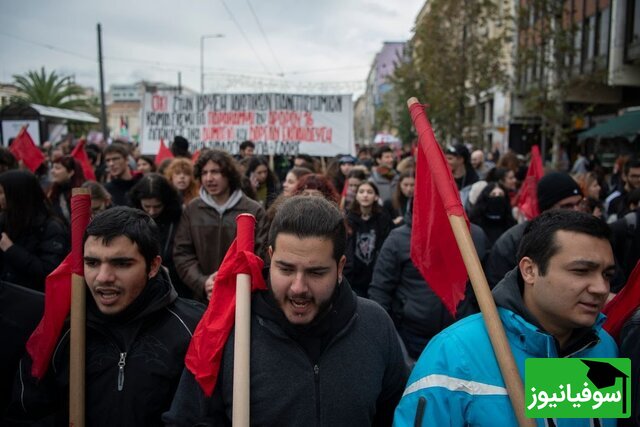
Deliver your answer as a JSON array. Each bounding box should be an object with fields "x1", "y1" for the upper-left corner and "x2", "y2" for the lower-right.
[{"x1": 483, "y1": 185, "x2": 511, "y2": 221}]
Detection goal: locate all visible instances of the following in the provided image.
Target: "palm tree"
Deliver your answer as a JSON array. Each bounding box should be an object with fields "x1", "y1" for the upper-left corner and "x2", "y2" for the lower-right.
[{"x1": 12, "y1": 67, "x2": 90, "y2": 110}]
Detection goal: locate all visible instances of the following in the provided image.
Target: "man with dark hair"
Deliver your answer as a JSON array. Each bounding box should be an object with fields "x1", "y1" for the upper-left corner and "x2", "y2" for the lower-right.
[
  {"x1": 9, "y1": 207, "x2": 204, "y2": 426},
  {"x1": 173, "y1": 149, "x2": 267, "y2": 302},
  {"x1": 394, "y1": 210, "x2": 617, "y2": 426},
  {"x1": 237, "y1": 140, "x2": 255, "y2": 159},
  {"x1": 369, "y1": 144, "x2": 399, "y2": 205},
  {"x1": 293, "y1": 153, "x2": 316, "y2": 171},
  {"x1": 104, "y1": 143, "x2": 140, "y2": 206},
  {"x1": 485, "y1": 171, "x2": 584, "y2": 286},
  {"x1": 171, "y1": 136, "x2": 191, "y2": 159},
  {"x1": 607, "y1": 159, "x2": 640, "y2": 222},
  {"x1": 164, "y1": 196, "x2": 408, "y2": 426},
  {"x1": 445, "y1": 144, "x2": 479, "y2": 190}
]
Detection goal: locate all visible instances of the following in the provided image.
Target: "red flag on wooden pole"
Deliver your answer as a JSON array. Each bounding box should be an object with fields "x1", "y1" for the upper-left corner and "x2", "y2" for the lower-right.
[
  {"x1": 155, "y1": 138, "x2": 174, "y2": 165},
  {"x1": 71, "y1": 139, "x2": 97, "y2": 181},
  {"x1": 516, "y1": 145, "x2": 544, "y2": 221},
  {"x1": 185, "y1": 214, "x2": 266, "y2": 396},
  {"x1": 603, "y1": 260, "x2": 640, "y2": 340},
  {"x1": 9, "y1": 127, "x2": 45, "y2": 172},
  {"x1": 409, "y1": 106, "x2": 468, "y2": 316}
]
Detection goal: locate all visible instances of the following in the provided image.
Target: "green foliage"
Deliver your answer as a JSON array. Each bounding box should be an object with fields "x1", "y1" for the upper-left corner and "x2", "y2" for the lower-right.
[
  {"x1": 11, "y1": 67, "x2": 91, "y2": 111},
  {"x1": 389, "y1": 0, "x2": 508, "y2": 149}
]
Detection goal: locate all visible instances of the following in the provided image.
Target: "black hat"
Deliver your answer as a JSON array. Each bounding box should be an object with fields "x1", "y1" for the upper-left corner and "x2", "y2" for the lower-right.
[
  {"x1": 338, "y1": 155, "x2": 356, "y2": 165},
  {"x1": 537, "y1": 172, "x2": 582, "y2": 212},
  {"x1": 446, "y1": 144, "x2": 470, "y2": 163}
]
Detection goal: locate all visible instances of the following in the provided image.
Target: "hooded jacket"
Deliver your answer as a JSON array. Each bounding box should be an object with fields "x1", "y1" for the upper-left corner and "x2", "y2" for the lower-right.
[
  {"x1": 393, "y1": 268, "x2": 618, "y2": 427},
  {"x1": 9, "y1": 269, "x2": 205, "y2": 427},
  {"x1": 163, "y1": 279, "x2": 409, "y2": 427}
]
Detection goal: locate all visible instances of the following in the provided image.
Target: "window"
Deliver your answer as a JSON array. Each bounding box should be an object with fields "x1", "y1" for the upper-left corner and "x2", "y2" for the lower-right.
[
  {"x1": 587, "y1": 15, "x2": 596, "y2": 59},
  {"x1": 598, "y1": 8, "x2": 610, "y2": 56}
]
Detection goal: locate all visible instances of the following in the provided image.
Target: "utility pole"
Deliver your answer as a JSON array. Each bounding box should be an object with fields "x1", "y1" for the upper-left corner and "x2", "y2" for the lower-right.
[
  {"x1": 97, "y1": 23, "x2": 108, "y2": 141},
  {"x1": 178, "y1": 72, "x2": 182, "y2": 94}
]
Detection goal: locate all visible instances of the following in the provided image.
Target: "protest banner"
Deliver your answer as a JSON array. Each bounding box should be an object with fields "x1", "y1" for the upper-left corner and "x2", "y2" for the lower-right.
[{"x1": 140, "y1": 92, "x2": 355, "y2": 157}]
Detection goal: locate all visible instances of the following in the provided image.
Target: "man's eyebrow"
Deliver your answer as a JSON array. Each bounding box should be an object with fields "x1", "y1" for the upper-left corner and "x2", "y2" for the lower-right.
[
  {"x1": 274, "y1": 260, "x2": 331, "y2": 271},
  {"x1": 83, "y1": 256, "x2": 135, "y2": 263},
  {"x1": 567, "y1": 260, "x2": 615, "y2": 270}
]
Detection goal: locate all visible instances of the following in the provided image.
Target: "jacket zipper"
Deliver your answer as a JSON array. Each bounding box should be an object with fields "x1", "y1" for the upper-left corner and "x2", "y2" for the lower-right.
[
  {"x1": 313, "y1": 364, "x2": 320, "y2": 426},
  {"x1": 117, "y1": 352, "x2": 127, "y2": 391}
]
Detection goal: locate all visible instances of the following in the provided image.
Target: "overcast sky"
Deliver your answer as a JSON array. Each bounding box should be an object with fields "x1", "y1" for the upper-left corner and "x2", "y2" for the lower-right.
[{"x1": 0, "y1": 0, "x2": 423, "y2": 95}]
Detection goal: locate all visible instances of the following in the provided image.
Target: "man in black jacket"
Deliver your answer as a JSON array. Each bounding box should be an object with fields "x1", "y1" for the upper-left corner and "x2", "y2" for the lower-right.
[
  {"x1": 8, "y1": 207, "x2": 204, "y2": 426},
  {"x1": 164, "y1": 196, "x2": 408, "y2": 426}
]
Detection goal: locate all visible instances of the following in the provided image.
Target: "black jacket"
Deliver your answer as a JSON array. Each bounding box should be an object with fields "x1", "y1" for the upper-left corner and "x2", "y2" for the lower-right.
[
  {"x1": 344, "y1": 211, "x2": 393, "y2": 297},
  {"x1": 163, "y1": 280, "x2": 409, "y2": 427},
  {"x1": 0, "y1": 213, "x2": 69, "y2": 292},
  {"x1": 620, "y1": 308, "x2": 640, "y2": 427},
  {"x1": 8, "y1": 269, "x2": 204, "y2": 427},
  {"x1": 484, "y1": 221, "x2": 528, "y2": 287},
  {"x1": 368, "y1": 209, "x2": 486, "y2": 343}
]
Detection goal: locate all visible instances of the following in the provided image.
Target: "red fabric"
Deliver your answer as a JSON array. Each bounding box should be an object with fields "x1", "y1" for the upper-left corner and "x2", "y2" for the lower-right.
[
  {"x1": 9, "y1": 128, "x2": 45, "y2": 172},
  {"x1": 25, "y1": 193, "x2": 91, "y2": 379},
  {"x1": 516, "y1": 145, "x2": 544, "y2": 220},
  {"x1": 408, "y1": 102, "x2": 468, "y2": 316},
  {"x1": 25, "y1": 255, "x2": 73, "y2": 379},
  {"x1": 185, "y1": 240, "x2": 266, "y2": 396},
  {"x1": 70, "y1": 139, "x2": 97, "y2": 181},
  {"x1": 603, "y1": 261, "x2": 640, "y2": 341},
  {"x1": 192, "y1": 149, "x2": 201, "y2": 163},
  {"x1": 155, "y1": 139, "x2": 174, "y2": 165}
]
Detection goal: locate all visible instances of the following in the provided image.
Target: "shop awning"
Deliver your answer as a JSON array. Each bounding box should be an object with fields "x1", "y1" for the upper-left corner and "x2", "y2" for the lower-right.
[{"x1": 578, "y1": 108, "x2": 640, "y2": 141}]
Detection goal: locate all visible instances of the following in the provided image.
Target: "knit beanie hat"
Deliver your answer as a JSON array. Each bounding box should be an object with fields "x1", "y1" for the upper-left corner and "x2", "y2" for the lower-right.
[{"x1": 537, "y1": 172, "x2": 582, "y2": 212}]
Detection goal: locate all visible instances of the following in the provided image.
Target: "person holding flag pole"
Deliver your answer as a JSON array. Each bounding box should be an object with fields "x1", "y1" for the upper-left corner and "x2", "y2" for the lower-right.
[
  {"x1": 9, "y1": 206, "x2": 204, "y2": 426},
  {"x1": 394, "y1": 99, "x2": 617, "y2": 427}
]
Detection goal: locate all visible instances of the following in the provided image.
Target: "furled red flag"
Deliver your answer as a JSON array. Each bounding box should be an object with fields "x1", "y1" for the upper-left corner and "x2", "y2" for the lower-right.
[
  {"x1": 603, "y1": 260, "x2": 640, "y2": 341},
  {"x1": 408, "y1": 103, "x2": 468, "y2": 316},
  {"x1": 71, "y1": 139, "x2": 97, "y2": 181},
  {"x1": 25, "y1": 192, "x2": 91, "y2": 378},
  {"x1": 192, "y1": 149, "x2": 201, "y2": 163},
  {"x1": 516, "y1": 145, "x2": 544, "y2": 221},
  {"x1": 185, "y1": 216, "x2": 266, "y2": 396},
  {"x1": 155, "y1": 138, "x2": 174, "y2": 166},
  {"x1": 9, "y1": 127, "x2": 45, "y2": 172}
]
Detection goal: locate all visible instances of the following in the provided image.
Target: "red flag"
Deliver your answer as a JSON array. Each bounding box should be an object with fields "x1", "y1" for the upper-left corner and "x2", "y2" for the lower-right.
[
  {"x1": 9, "y1": 127, "x2": 45, "y2": 172},
  {"x1": 25, "y1": 255, "x2": 73, "y2": 378},
  {"x1": 185, "y1": 216, "x2": 266, "y2": 396},
  {"x1": 25, "y1": 192, "x2": 91, "y2": 379},
  {"x1": 516, "y1": 145, "x2": 544, "y2": 221},
  {"x1": 408, "y1": 103, "x2": 468, "y2": 316},
  {"x1": 71, "y1": 139, "x2": 97, "y2": 181},
  {"x1": 192, "y1": 149, "x2": 201, "y2": 163},
  {"x1": 603, "y1": 261, "x2": 640, "y2": 341},
  {"x1": 155, "y1": 138, "x2": 174, "y2": 165}
]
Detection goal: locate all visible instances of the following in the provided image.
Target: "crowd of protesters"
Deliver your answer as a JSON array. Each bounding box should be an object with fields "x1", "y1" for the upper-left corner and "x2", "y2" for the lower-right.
[{"x1": 0, "y1": 133, "x2": 639, "y2": 426}]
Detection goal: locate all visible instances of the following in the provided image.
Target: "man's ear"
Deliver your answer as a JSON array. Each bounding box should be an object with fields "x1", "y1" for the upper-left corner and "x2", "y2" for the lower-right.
[
  {"x1": 518, "y1": 256, "x2": 537, "y2": 287},
  {"x1": 148, "y1": 256, "x2": 162, "y2": 279},
  {"x1": 337, "y1": 255, "x2": 347, "y2": 283}
]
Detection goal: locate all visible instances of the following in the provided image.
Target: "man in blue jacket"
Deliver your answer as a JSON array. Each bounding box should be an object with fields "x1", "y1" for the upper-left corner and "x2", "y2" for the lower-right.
[{"x1": 394, "y1": 210, "x2": 618, "y2": 426}]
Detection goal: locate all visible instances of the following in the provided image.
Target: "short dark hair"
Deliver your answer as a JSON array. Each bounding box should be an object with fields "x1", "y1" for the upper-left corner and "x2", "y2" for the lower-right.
[
  {"x1": 240, "y1": 140, "x2": 255, "y2": 151},
  {"x1": 129, "y1": 173, "x2": 182, "y2": 223},
  {"x1": 373, "y1": 144, "x2": 393, "y2": 160},
  {"x1": 517, "y1": 210, "x2": 611, "y2": 275},
  {"x1": 194, "y1": 149, "x2": 241, "y2": 194},
  {"x1": 84, "y1": 206, "x2": 161, "y2": 272},
  {"x1": 269, "y1": 196, "x2": 346, "y2": 263},
  {"x1": 104, "y1": 143, "x2": 129, "y2": 159},
  {"x1": 624, "y1": 159, "x2": 640, "y2": 175}
]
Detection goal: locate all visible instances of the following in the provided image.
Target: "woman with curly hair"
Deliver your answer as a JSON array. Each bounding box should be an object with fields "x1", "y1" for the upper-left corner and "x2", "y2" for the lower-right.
[{"x1": 164, "y1": 158, "x2": 199, "y2": 207}]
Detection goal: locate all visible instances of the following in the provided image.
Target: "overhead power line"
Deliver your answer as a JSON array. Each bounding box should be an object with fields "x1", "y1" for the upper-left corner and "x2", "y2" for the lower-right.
[
  {"x1": 219, "y1": 0, "x2": 272, "y2": 74},
  {"x1": 246, "y1": 0, "x2": 284, "y2": 76}
]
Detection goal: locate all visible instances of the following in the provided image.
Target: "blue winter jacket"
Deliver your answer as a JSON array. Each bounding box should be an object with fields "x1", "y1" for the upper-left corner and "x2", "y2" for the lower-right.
[{"x1": 393, "y1": 268, "x2": 619, "y2": 427}]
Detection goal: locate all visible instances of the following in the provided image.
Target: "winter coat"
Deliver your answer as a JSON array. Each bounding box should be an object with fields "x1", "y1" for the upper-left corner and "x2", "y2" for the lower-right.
[
  {"x1": 173, "y1": 194, "x2": 267, "y2": 301},
  {"x1": 0, "y1": 213, "x2": 69, "y2": 291},
  {"x1": 344, "y1": 210, "x2": 393, "y2": 297},
  {"x1": 105, "y1": 175, "x2": 141, "y2": 207},
  {"x1": 620, "y1": 308, "x2": 640, "y2": 427},
  {"x1": 369, "y1": 168, "x2": 399, "y2": 205},
  {"x1": 8, "y1": 269, "x2": 205, "y2": 427},
  {"x1": 163, "y1": 280, "x2": 409, "y2": 427},
  {"x1": 368, "y1": 209, "x2": 486, "y2": 347},
  {"x1": 484, "y1": 221, "x2": 528, "y2": 287},
  {"x1": 393, "y1": 268, "x2": 619, "y2": 427}
]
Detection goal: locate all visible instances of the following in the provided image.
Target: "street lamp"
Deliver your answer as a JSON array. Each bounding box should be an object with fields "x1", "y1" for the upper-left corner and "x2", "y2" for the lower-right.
[{"x1": 201, "y1": 33, "x2": 224, "y2": 94}]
